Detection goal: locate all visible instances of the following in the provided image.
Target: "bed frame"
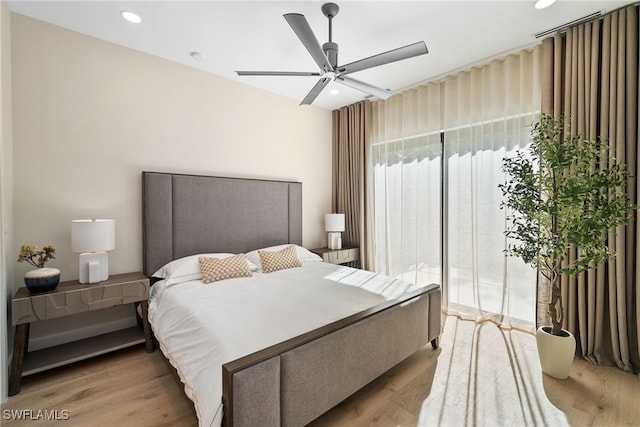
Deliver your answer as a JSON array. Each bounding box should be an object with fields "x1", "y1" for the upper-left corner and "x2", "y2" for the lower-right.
[{"x1": 142, "y1": 171, "x2": 441, "y2": 427}]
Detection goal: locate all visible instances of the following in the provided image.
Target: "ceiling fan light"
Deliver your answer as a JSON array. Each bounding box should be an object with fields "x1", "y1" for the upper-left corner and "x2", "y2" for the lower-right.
[
  {"x1": 121, "y1": 10, "x2": 142, "y2": 24},
  {"x1": 534, "y1": 0, "x2": 556, "y2": 9}
]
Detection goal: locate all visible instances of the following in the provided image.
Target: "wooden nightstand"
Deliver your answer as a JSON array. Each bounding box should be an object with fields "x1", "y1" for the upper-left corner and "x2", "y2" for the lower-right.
[
  {"x1": 9, "y1": 272, "x2": 153, "y2": 396},
  {"x1": 310, "y1": 246, "x2": 360, "y2": 265}
]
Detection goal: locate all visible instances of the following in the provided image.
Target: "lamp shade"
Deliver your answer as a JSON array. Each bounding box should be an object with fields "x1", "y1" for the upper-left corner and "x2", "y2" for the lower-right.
[
  {"x1": 71, "y1": 219, "x2": 115, "y2": 253},
  {"x1": 325, "y1": 214, "x2": 345, "y2": 232}
]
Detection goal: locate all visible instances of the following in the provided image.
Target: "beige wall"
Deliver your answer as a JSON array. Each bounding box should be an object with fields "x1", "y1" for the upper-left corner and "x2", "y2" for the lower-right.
[
  {"x1": 1, "y1": 0, "x2": 14, "y2": 403},
  {"x1": 10, "y1": 13, "x2": 333, "y2": 347}
]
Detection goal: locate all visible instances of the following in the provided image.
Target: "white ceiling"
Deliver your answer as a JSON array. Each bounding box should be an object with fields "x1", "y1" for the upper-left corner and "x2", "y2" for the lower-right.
[{"x1": 8, "y1": 0, "x2": 635, "y2": 110}]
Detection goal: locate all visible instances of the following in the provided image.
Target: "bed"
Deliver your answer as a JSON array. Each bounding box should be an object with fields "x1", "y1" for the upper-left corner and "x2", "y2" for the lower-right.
[{"x1": 142, "y1": 171, "x2": 441, "y2": 427}]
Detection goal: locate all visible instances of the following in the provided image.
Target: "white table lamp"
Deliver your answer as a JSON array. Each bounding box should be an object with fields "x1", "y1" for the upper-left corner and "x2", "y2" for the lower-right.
[
  {"x1": 71, "y1": 219, "x2": 115, "y2": 284},
  {"x1": 325, "y1": 213, "x2": 345, "y2": 250}
]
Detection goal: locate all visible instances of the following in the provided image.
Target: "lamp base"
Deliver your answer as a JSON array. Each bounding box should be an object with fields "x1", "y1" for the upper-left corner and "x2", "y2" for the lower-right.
[
  {"x1": 79, "y1": 252, "x2": 109, "y2": 284},
  {"x1": 328, "y1": 232, "x2": 342, "y2": 250}
]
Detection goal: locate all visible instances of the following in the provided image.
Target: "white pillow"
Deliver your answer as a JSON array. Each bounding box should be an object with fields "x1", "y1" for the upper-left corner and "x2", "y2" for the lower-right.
[
  {"x1": 153, "y1": 253, "x2": 259, "y2": 286},
  {"x1": 246, "y1": 244, "x2": 322, "y2": 270}
]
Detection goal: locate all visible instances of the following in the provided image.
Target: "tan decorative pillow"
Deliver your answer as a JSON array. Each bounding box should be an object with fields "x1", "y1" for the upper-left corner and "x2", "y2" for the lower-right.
[
  {"x1": 259, "y1": 244, "x2": 302, "y2": 273},
  {"x1": 198, "y1": 254, "x2": 252, "y2": 284}
]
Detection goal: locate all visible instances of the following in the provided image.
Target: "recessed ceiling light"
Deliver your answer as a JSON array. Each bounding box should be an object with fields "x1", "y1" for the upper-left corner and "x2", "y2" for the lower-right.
[
  {"x1": 329, "y1": 89, "x2": 340, "y2": 95},
  {"x1": 121, "y1": 10, "x2": 142, "y2": 24},
  {"x1": 534, "y1": 0, "x2": 556, "y2": 9}
]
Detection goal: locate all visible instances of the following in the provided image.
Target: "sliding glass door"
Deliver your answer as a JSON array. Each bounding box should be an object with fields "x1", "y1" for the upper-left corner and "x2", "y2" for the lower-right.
[{"x1": 371, "y1": 118, "x2": 536, "y2": 329}]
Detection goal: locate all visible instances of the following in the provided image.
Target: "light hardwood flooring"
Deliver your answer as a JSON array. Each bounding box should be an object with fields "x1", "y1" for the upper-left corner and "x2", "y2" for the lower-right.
[{"x1": 2, "y1": 316, "x2": 639, "y2": 426}]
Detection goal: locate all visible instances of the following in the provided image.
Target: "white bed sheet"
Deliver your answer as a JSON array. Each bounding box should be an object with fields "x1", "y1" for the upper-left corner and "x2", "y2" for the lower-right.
[{"x1": 148, "y1": 262, "x2": 417, "y2": 427}]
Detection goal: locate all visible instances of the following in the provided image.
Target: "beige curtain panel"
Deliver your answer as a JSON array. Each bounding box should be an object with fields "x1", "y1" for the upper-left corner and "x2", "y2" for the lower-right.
[
  {"x1": 331, "y1": 101, "x2": 373, "y2": 270},
  {"x1": 541, "y1": 5, "x2": 639, "y2": 372}
]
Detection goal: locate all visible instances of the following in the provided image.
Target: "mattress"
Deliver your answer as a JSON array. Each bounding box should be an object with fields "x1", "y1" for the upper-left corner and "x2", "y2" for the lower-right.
[{"x1": 148, "y1": 261, "x2": 417, "y2": 427}]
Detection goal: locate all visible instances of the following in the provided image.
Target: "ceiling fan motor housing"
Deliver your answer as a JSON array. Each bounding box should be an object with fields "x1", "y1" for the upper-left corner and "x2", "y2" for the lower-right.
[{"x1": 323, "y1": 42, "x2": 339, "y2": 68}]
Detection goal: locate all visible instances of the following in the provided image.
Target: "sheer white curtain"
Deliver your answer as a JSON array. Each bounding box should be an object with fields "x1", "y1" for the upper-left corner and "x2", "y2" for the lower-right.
[
  {"x1": 444, "y1": 50, "x2": 541, "y2": 330},
  {"x1": 370, "y1": 48, "x2": 541, "y2": 330},
  {"x1": 370, "y1": 84, "x2": 443, "y2": 289}
]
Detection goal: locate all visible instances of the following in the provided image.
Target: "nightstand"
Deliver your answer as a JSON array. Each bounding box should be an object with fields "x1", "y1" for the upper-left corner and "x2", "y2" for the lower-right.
[
  {"x1": 310, "y1": 246, "x2": 360, "y2": 265},
  {"x1": 9, "y1": 272, "x2": 153, "y2": 396}
]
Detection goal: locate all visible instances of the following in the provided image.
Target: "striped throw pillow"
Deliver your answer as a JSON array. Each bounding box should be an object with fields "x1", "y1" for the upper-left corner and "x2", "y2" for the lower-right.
[
  {"x1": 259, "y1": 244, "x2": 302, "y2": 273},
  {"x1": 198, "y1": 254, "x2": 252, "y2": 284}
]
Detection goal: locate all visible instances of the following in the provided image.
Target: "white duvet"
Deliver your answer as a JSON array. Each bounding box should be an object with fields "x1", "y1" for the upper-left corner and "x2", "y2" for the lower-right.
[{"x1": 148, "y1": 261, "x2": 416, "y2": 427}]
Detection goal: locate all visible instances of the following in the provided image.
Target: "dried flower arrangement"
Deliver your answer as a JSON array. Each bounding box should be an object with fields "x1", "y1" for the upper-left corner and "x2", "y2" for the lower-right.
[{"x1": 17, "y1": 244, "x2": 57, "y2": 268}]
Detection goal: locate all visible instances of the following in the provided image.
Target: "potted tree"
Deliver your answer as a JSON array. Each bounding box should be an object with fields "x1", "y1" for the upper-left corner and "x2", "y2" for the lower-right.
[{"x1": 500, "y1": 113, "x2": 636, "y2": 379}]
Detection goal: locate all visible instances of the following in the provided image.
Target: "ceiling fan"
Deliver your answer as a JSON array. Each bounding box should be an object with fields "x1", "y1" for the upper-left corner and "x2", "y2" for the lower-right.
[{"x1": 235, "y1": 2, "x2": 428, "y2": 105}]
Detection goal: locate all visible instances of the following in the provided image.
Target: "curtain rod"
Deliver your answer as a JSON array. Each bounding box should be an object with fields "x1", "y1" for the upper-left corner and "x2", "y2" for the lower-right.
[{"x1": 534, "y1": 1, "x2": 639, "y2": 38}]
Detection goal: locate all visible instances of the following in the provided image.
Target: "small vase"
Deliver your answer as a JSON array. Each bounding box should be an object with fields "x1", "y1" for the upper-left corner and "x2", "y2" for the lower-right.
[
  {"x1": 24, "y1": 267, "x2": 60, "y2": 293},
  {"x1": 536, "y1": 326, "x2": 576, "y2": 379}
]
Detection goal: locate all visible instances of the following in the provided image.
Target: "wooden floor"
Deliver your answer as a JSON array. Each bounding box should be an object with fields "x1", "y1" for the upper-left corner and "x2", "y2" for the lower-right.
[{"x1": 2, "y1": 316, "x2": 639, "y2": 426}]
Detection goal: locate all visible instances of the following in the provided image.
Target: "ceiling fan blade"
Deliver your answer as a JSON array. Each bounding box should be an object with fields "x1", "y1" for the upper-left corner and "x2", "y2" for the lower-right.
[
  {"x1": 336, "y1": 76, "x2": 392, "y2": 100},
  {"x1": 337, "y1": 41, "x2": 428, "y2": 76},
  {"x1": 300, "y1": 77, "x2": 331, "y2": 105},
  {"x1": 236, "y1": 71, "x2": 321, "y2": 76},
  {"x1": 284, "y1": 13, "x2": 333, "y2": 72}
]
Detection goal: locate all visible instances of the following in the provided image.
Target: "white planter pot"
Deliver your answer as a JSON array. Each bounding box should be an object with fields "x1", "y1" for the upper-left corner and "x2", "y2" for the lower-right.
[{"x1": 536, "y1": 326, "x2": 576, "y2": 379}]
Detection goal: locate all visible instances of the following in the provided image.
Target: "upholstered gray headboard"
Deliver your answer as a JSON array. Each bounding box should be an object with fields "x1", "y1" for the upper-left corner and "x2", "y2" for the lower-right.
[{"x1": 142, "y1": 172, "x2": 302, "y2": 277}]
